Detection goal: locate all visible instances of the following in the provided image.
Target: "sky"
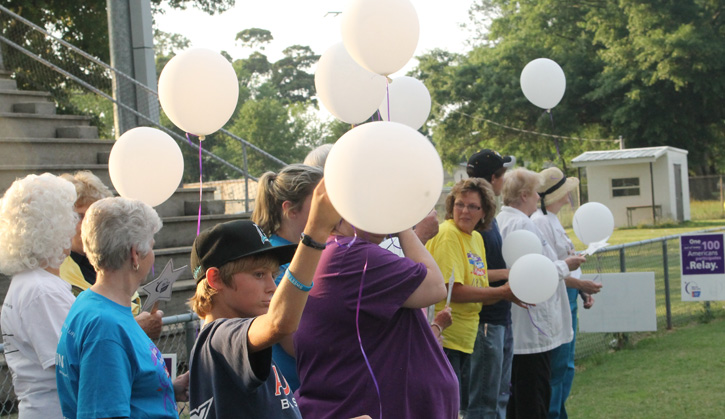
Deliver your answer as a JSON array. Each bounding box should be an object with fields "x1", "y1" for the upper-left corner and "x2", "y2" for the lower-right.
[{"x1": 155, "y1": 0, "x2": 476, "y2": 77}]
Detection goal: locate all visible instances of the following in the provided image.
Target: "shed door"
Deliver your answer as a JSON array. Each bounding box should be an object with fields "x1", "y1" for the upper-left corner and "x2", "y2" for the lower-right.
[{"x1": 674, "y1": 164, "x2": 684, "y2": 222}]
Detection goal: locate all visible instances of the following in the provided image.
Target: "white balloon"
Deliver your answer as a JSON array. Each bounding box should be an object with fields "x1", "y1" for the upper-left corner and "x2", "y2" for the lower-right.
[
  {"x1": 158, "y1": 48, "x2": 239, "y2": 136},
  {"x1": 502, "y1": 229, "x2": 543, "y2": 267},
  {"x1": 509, "y1": 253, "x2": 559, "y2": 304},
  {"x1": 341, "y1": 0, "x2": 419, "y2": 76},
  {"x1": 378, "y1": 76, "x2": 431, "y2": 130},
  {"x1": 109, "y1": 127, "x2": 184, "y2": 207},
  {"x1": 520, "y1": 58, "x2": 566, "y2": 109},
  {"x1": 573, "y1": 202, "x2": 615, "y2": 245},
  {"x1": 324, "y1": 121, "x2": 443, "y2": 234},
  {"x1": 315, "y1": 43, "x2": 387, "y2": 124}
]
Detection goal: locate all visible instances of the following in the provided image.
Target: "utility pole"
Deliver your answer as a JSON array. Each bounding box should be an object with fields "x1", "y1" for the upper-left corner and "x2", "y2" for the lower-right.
[{"x1": 107, "y1": 0, "x2": 159, "y2": 138}]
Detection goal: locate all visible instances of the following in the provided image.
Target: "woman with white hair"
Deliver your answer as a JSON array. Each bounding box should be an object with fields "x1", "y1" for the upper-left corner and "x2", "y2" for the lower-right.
[
  {"x1": 55, "y1": 197, "x2": 188, "y2": 418},
  {"x1": 0, "y1": 173, "x2": 78, "y2": 419},
  {"x1": 496, "y1": 168, "x2": 585, "y2": 419}
]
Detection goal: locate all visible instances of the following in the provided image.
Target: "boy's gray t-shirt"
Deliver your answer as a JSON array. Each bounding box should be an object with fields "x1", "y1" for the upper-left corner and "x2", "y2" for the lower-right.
[{"x1": 189, "y1": 317, "x2": 301, "y2": 419}]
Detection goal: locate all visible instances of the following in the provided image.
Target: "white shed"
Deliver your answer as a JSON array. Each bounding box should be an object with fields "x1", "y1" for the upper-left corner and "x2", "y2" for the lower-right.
[{"x1": 571, "y1": 146, "x2": 690, "y2": 227}]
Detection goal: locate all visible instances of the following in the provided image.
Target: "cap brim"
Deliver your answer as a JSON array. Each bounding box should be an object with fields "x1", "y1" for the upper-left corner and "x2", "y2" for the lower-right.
[
  {"x1": 502, "y1": 156, "x2": 516, "y2": 168},
  {"x1": 238, "y1": 243, "x2": 298, "y2": 266}
]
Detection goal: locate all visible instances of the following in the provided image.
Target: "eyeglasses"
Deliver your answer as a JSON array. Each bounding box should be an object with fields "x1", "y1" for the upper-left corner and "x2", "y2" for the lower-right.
[{"x1": 454, "y1": 202, "x2": 482, "y2": 212}]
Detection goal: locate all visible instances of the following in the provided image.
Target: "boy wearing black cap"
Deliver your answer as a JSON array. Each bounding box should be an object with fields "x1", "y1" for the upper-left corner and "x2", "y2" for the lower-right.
[
  {"x1": 186, "y1": 182, "x2": 340, "y2": 419},
  {"x1": 465, "y1": 149, "x2": 516, "y2": 419}
]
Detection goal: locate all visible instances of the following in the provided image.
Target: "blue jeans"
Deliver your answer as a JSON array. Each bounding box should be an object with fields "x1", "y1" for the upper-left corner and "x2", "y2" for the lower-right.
[
  {"x1": 444, "y1": 348, "x2": 471, "y2": 417},
  {"x1": 549, "y1": 290, "x2": 579, "y2": 419},
  {"x1": 467, "y1": 323, "x2": 513, "y2": 419}
]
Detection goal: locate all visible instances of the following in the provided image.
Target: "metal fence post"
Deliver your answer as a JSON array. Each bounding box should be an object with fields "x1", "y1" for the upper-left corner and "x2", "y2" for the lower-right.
[
  {"x1": 619, "y1": 248, "x2": 626, "y2": 272},
  {"x1": 185, "y1": 318, "x2": 199, "y2": 361},
  {"x1": 662, "y1": 239, "x2": 673, "y2": 330},
  {"x1": 243, "y1": 142, "x2": 250, "y2": 213}
]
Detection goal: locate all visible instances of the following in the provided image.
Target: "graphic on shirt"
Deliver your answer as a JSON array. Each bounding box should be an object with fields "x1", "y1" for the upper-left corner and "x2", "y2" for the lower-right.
[
  {"x1": 271, "y1": 365, "x2": 291, "y2": 396},
  {"x1": 467, "y1": 252, "x2": 487, "y2": 287},
  {"x1": 150, "y1": 343, "x2": 176, "y2": 413},
  {"x1": 190, "y1": 398, "x2": 213, "y2": 419}
]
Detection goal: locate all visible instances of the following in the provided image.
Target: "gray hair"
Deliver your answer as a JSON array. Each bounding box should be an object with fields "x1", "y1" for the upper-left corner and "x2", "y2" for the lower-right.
[
  {"x1": 502, "y1": 168, "x2": 543, "y2": 207},
  {"x1": 0, "y1": 173, "x2": 77, "y2": 275},
  {"x1": 82, "y1": 197, "x2": 162, "y2": 272},
  {"x1": 303, "y1": 143, "x2": 333, "y2": 168}
]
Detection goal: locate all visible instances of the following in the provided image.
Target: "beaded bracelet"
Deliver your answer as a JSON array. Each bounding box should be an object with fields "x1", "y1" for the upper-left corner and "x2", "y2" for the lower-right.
[{"x1": 285, "y1": 268, "x2": 313, "y2": 292}]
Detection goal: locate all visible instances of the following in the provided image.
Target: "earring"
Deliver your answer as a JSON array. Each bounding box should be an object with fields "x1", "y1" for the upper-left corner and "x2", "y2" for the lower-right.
[{"x1": 133, "y1": 263, "x2": 139, "y2": 272}]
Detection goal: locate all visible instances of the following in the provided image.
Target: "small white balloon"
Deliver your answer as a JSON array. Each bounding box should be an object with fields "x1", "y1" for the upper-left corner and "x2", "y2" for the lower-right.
[
  {"x1": 324, "y1": 121, "x2": 443, "y2": 234},
  {"x1": 520, "y1": 58, "x2": 566, "y2": 109},
  {"x1": 158, "y1": 48, "x2": 239, "y2": 136},
  {"x1": 509, "y1": 253, "x2": 559, "y2": 304},
  {"x1": 315, "y1": 43, "x2": 387, "y2": 124},
  {"x1": 573, "y1": 202, "x2": 615, "y2": 245},
  {"x1": 502, "y1": 229, "x2": 543, "y2": 267},
  {"x1": 341, "y1": 0, "x2": 419, "y2": 76},
  {"x1": 109, "y1": 127, "x2": 184, "y2": 207},
  {"x1": 378, "y1": 76, "x2": 431, "y2": 130}
]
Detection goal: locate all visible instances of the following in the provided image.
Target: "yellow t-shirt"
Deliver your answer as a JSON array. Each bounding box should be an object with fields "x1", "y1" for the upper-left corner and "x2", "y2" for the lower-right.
[
  {"x1": 426, "y1": 219, "x2": 488, "y2": 354},
  {"x1": 60, "y1": 255, "x2": 142, "y2": 315}
]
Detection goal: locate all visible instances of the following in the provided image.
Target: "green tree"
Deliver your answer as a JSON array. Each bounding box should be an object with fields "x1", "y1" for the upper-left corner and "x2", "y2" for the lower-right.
[{"x1": 417, "y1": 0, "x2": 725, "y2": 175}]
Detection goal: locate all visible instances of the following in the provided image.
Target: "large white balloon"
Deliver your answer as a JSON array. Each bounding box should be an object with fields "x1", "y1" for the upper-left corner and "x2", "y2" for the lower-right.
[
  {"x1": 341, "y1": 0, "x2": 419, "y2": 76},
  {"x1": 502, "y1": 229, "x2": 543, "y2": 267},
  {"x1": 109, "y1": 127, "x2": 184, "y2": 207},
  {"x1": 520, "y1": 58, "x2": 566, "y2": 109},
  {"x1": 378, "y1": 76, "x2": 431, "y2": 130},
  {"x1": 315, "y1": 43, "x2": 387, "y2": 124},
  {"x1": 158, "y1": 48, "x2": 239, "y2": 136},
  {"x1": 573, "y1": 202, "x2": 615, "y2": 245},
  {"x1": 509, "y1": 253, "x2": 559, "y2": 304},
  {"x1": 324, "y1": 121, "x2": 443, "y2": 234}
]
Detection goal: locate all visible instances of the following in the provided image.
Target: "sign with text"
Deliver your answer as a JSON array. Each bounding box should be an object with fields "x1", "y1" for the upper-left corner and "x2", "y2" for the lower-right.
[
  {"x1": 680, "y1": 233, "x2": 725, "y2": 301},
  {"x1": 578, "y1": 272, "x2": 657, "y2": 333}
]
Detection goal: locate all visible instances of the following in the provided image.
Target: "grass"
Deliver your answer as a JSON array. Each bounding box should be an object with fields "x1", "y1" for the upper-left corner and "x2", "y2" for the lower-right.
[{"x1": 567, "y1": 316, "x2": 725, "y2": 418}]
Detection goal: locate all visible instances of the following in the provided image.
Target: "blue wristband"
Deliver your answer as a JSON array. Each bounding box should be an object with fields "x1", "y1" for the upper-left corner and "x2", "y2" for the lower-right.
[{"x1": 285, "y1": 269, "x2": 313, "y2": 292}]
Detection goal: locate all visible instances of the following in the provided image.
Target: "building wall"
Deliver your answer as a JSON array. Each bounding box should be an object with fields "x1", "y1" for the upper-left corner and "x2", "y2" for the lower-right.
[{"x1": 586, "y1": 162, "x2": 663, "y2": 227}]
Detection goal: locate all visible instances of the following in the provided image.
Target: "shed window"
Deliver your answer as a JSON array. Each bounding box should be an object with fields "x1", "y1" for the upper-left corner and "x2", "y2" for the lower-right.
[{"x1": 612, "y1": 177, "x2": 640, "y2": 197}]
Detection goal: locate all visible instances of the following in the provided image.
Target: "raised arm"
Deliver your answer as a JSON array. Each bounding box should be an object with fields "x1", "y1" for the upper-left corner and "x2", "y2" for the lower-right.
[
  {"x1": 247, "y1": 180, "x2": 340, "y2": 352},
  {"x1": 399, "y1": 229, "x2": 446, "y2": 309}
]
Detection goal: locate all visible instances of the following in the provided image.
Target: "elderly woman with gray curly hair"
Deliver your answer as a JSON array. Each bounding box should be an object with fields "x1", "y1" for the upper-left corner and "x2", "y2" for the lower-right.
[
  {"x1": 55, "y1": 197, "x2": 189, "y2": 418},
  {"x1": 0, "y1": 173, "x2": 78, "y2": 419}
]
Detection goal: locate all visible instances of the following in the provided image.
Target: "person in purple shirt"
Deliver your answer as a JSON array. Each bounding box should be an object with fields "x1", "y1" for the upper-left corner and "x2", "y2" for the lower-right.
[{"x1": 294, "y1": 220, "x2": 460, "y2": 419}]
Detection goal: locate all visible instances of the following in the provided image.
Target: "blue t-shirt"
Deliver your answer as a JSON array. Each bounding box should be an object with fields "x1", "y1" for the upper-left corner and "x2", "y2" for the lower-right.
[
  {"x1": 477, "y1": 218, "x2": 512, "y2": 325},
  {"x1": 56, "y1": 290, "x2": 177, "y2": 419},
  {"x1": 269, "y1": 234, "x2": 300, "y2": 392}
]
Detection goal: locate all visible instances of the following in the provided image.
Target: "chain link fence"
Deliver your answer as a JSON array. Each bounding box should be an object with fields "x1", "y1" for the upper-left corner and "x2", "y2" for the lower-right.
[
  {"x1": 574, "y1": 227, "x2": 725, "y2": 359},
  {"x1": 0, "y1": 313, "x2": 200, "y2": 417}
]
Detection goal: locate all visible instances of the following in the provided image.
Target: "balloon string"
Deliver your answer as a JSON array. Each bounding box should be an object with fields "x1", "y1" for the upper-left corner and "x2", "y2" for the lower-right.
[
  {"x1": 384, "y1": 234, "x2": 403, "y2": 252},
  {"x1": 526, "y1": 306, "x2": 549, "y2": 337},
  {"x1": 197, "y1": 137, "x2": 203, "y2": 236},
  {"x1": 333, "y1": 223, "x2": 358, "y2": 248},
  {"x1": 355, "y1": 251, "x2": 383, "y2": 419},
  {"x1": 385, "y1": 78, "x2": 391, "y2": 121}
]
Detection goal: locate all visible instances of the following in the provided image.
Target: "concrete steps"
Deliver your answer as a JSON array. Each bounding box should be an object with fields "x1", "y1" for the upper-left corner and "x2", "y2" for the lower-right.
[
  {"x1": 0, "y1": 112, "x2": 93, "y2": 138},
  {"x1": 0, "y1": 69, "x2": 251, "y2": 316}
]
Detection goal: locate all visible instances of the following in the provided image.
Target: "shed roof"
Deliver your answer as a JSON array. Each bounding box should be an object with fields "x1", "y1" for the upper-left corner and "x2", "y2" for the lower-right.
[{"x1": 571, "y1": 146, "x2": 688, "y2": 167}]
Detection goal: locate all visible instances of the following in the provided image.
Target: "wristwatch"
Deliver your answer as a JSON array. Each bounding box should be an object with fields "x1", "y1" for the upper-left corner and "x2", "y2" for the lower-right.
[{"x1": 300, "y1": 232, "x2": 327, "y2": 250}]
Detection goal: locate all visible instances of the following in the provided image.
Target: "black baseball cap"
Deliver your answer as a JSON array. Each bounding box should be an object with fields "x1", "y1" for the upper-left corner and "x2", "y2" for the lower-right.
[
  {"x1": 190, "y1": 220, "x2": 297, "y2": 282},
  {"x1": 466, "y1": 149, "x2": 516, "y2": 179}
]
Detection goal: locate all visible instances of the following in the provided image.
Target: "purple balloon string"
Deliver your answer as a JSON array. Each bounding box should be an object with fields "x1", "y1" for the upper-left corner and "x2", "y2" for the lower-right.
[
  {"x1": 355, "y1": 251, "x2": 383, "y2": 419},
  {"x1": 197, "y1": 136, "x2": 202, "y2": 236},
  {"x1": 333, "y1": 223, "x2": 358, "y2": 248},
  {"x1": 385, "y1": 78, "x2": 391, "y2": 121},
  {"x1": 526, "y1": 306, "x2": 549, "y2": 337}
]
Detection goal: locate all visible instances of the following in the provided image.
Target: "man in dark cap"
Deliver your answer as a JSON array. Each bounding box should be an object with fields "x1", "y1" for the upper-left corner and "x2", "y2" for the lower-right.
[{"x1": 465, "y1": 149, "x2": 516, "y2": 419}]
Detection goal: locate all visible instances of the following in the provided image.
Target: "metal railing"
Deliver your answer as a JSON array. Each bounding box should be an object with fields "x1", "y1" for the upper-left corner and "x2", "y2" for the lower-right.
[{"x1": 0, "y1": 4, "x2": 288, "y2": 212}]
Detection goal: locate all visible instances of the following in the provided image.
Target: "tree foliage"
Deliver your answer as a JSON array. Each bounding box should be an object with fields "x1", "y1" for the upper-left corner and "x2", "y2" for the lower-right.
[{"x1": 416, "y1": 0, "x2": 725, "y2": 175}]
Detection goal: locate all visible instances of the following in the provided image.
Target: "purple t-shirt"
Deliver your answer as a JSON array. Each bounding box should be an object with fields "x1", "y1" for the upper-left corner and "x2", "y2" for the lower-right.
[{"x1": 294, "y1": 236, "x2": 459, "y2": 419}]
